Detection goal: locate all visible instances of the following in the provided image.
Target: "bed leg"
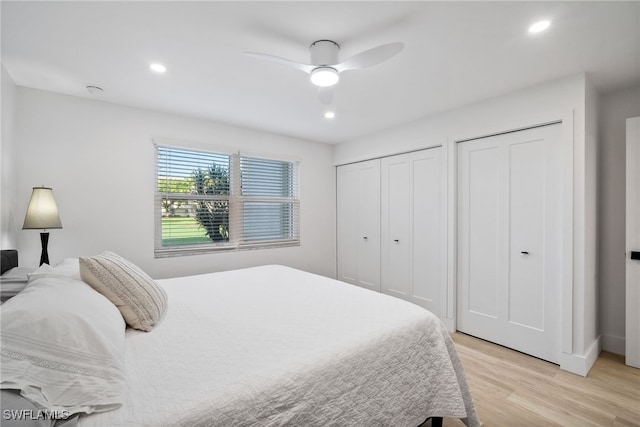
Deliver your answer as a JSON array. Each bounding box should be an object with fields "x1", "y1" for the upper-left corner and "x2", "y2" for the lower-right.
[{"x1": 430, "y1": 416, "x2": 443, "y2": 427}]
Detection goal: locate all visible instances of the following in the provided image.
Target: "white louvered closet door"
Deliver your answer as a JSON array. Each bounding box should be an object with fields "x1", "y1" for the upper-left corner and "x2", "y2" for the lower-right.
[
  {"x1": 381, "y1": 147, "x2": 446, "y2": 316},
  {"x1": 457, "y1": 124, "x2": 562, "y2": 364},
  {"x1": 337, "y1": 159, "x2": 381, "y2": 291}
]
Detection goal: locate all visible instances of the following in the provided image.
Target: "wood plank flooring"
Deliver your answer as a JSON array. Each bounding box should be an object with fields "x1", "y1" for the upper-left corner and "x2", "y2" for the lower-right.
[{"x1": 439, "y1": 332, "x2": 640, "y2": 426}]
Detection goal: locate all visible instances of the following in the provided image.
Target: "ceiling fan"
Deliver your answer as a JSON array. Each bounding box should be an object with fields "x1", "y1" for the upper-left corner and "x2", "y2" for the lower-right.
[{"x1": 245, "y1": 40, "x2": 404, "y2": 104}]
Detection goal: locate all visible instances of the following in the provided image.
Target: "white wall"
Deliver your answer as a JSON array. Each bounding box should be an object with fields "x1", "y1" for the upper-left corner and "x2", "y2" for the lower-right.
[
  {"x1": 334, "y1": 73, "x2": 599, "y2": 374},
  {"x1": 1, "y1": 65, "x2": 18, "y2": 250},
  {"x1": 598, "y1": 83, "x2": 640, "y2": 354},
  {"x1": 334, "y1": 75, "x2": 585, "y2": 165},
  {"x1": 13, "y1": 87, "x2": 336, "y2": 279}
]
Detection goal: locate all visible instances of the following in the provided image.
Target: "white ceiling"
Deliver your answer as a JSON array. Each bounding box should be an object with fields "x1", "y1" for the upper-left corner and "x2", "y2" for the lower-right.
[{"x1": 2, "y1": 1, "x2": 639, "y2": 144}]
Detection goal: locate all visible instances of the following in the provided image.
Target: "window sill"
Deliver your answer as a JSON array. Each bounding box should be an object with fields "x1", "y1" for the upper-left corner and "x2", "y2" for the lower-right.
[{"x1": 154, "y1": 240, "x2": 300, "y2": 258}]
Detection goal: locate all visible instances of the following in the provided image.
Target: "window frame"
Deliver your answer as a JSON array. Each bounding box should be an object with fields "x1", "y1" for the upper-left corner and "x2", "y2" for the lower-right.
[{"x1": 154, "y1": 143, "x2": 300, "y2": 258}]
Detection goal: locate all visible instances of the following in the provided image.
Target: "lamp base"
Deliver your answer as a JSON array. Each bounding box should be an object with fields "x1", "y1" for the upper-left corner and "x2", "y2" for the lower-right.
[{"x1": 39, "y1": 232, "x2": 50, "y2": 266}]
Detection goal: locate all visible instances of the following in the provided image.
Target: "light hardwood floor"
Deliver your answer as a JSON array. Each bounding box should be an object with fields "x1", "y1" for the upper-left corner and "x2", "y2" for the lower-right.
[{"x1": 440, "y1": 332, "x2": 640, "y2": 426}]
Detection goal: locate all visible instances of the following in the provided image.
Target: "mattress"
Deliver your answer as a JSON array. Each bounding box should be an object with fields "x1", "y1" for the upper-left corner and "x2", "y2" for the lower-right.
[{"x1": 77, "y1": 265, "x2": 479, "y2": 427}]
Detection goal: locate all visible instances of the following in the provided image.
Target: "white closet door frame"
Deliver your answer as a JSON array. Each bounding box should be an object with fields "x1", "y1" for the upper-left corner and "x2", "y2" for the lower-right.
[
  {"x1": 445, "y1": 113, "x2": 575, "y2": 368},
  {"x1": 626, "y1": 116, "x2": 640, "y2": 368}
]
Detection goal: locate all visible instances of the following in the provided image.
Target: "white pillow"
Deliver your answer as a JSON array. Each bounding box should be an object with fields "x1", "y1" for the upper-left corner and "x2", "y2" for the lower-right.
[
  {"x1": 53, "y1": 258, "x2": 82, "y2": 280},
  {"x1": 0, "y1": 274, "x2": 126, "y2": 416},
  {"x1": 0, "y1": 266, "x2": 34, "y2": 282},
  {"x1": 79, "y1": 251, "x2": 167, "y2": 332},
  {"x1": 26, "y1": 258, "x2": 82, "y2": 281}
]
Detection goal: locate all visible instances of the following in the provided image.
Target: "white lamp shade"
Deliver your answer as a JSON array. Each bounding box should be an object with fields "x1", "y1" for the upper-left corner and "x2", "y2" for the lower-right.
[
  {"x1": 310, "y1": 67, "x2": 339, "y2": 87},
  {"x1": 22, "y1": 187, "x2": 62, "y2": 230}
]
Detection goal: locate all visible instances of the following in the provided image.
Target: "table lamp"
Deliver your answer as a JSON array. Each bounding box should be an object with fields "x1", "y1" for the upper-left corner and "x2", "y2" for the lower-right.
[{"x1": 22, "y1": 186, "x2": 62, "y2": 266}]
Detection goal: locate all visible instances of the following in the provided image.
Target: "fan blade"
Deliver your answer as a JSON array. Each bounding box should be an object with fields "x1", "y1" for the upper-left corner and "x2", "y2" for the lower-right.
[
  {"x1": 334, "y1": 42, "x2": 404, "y2": 72},
  {"x1": 318, "y1": 87, "x2": 333, "y2": 105},
  {"x1": 244, "y1": 52, "x2": 315, "y2": 74}
]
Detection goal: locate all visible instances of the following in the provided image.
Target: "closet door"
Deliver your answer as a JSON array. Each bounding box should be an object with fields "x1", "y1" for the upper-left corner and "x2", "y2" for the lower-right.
[
  {"x1": 457, "y1": 124, "x2": 562, "y2": 363},
  {"x1": 626, "y1": 116, "x2": 640, "y2": 368},
  {"x1": 381, "y1": 147, "x2": 445, "y2": 316},
  {"x1": 337, "y1": 159, "x2": 381, "y2": 291}
]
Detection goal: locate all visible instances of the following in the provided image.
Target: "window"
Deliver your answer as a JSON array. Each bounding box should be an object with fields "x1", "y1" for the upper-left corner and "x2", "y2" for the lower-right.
[{"x1": 155, "y1": 145, "x2": 299, "y2": 257}]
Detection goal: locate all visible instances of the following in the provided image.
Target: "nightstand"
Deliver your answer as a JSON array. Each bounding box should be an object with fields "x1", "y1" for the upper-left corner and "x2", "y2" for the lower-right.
[
  {"x1": 0, "y1": 281, "x2": 28, "y2": 303},
  {"x1": 0, "y1": 266, "x2": 34, "y2": 303}
]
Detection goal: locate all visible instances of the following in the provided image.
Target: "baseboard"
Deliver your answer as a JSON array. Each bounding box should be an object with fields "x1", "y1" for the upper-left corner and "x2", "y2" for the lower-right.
[
  {"x1": 560, "y1": 335, "x2": 602, "y2": 376},
  {"x1": 602, "y1": 334, "x2": 625, "y2": 355}
]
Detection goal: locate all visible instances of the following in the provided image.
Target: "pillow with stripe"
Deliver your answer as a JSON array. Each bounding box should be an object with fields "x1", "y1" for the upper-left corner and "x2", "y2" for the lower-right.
[{"x1": 79, "y1": 251, "x2": 167, "y2": 331}]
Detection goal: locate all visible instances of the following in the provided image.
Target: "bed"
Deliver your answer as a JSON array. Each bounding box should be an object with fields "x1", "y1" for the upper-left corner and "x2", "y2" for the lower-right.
[{"x1": 1, "y1": 250, "x2": 479, "y2": 427}]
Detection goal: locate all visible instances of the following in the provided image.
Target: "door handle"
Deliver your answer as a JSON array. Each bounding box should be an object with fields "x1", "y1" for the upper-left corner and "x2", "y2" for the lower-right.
[
  {"x1": 632, "y1": 251, "x2": 640, "y2": 260},
  {"x1": 363, "y1": 236, "x2": 368, "y2": 240},
  {"x1": 521, "y1": 251, "x2": 529, "y2": 255},
  {"x1": 394, "y1": 239, "x2": 400, "y2": 243}
]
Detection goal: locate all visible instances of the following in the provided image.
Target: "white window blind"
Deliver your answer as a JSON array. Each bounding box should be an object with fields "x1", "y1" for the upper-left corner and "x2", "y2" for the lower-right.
[
  {"x1": 239, "y1": 156, "x2": 299, "y2": 244},
  {"x1": 155, "y1": 145, "x2": 299, "y2": 256}
]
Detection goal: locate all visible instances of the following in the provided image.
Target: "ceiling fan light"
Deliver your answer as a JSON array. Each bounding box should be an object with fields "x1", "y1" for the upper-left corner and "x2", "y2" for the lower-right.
[{"x1": 310, "y1": 67, "x2": 339, "y2": 87}]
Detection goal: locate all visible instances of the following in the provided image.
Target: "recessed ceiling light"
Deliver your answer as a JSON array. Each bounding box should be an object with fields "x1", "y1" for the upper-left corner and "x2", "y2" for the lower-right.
[
  {"x1": 529, "y1": 20, "x2": 551, "y2": 34},
  {"x1": 150, "y1": 63, "x2": 167, "y2": 73},
  {"x1": 324, "y1": 111, "x2": 336, "y2": 119}
]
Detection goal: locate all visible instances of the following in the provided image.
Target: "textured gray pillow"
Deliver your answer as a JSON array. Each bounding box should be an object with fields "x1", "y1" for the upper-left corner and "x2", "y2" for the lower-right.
[{"x1": 79, "y1": 251, "x2": 167, "y2": 331}]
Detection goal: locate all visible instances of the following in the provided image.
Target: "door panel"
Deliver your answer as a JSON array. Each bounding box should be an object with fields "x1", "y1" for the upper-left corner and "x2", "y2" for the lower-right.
[
  {"x1": 337, "y1": 160, "x2": 380, "y2": 291},
  {"x1": 466, "y1": 145, "x2": 500, "y2": 319},
  {"x1": 626, "y1": 117, "x2": 640, "y2": 368},
  {"x1": 508, "y1": 140, "x2": 545, "y2": 329},
  {"x1": 458, "y1": 124, "x2": 562, "y2": 364},
  {"x1": 358, "y1": 164, "x2": 381, "y2": 289},
  {"x1": 385, "y1": 159, "x2": 411, "y2": 295},
  {"x1": 337, "y1": 168, "x2": 358, "y2": 284},
  {"x1": 381, "y1": 147, "x2": 444, "y2": 316},
  {"x1": 412, "y1": 156, "x2": 440, "y2": 303}
]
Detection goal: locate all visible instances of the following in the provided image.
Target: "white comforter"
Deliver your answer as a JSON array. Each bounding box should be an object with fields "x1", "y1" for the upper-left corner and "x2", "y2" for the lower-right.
[{"x1": 78, "y1": 265, "x2": 479, "y2": 427}]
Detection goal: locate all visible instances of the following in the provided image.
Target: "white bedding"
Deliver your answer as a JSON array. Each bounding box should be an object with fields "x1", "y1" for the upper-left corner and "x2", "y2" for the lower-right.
[
  {"x1": 78, "y1": 265, "x2": 479, "y2": 427},
  {"x1": 1, "y1": 272, "x2": 126, "y2": 416}
]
